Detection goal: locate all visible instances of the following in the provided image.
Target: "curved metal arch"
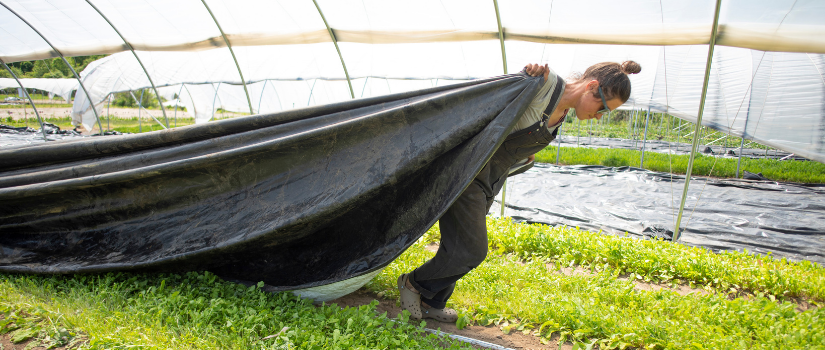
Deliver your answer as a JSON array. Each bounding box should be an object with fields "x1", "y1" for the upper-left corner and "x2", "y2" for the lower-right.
[
  {"x1": 199, "y1": 0, "x2": 254, "y2": 115},
  {"x1": 493, "y1": 0, "x2": 509, "y2": 216},
  {"x1": 312, "y1": 0, "x2": 354, "y2": 99},
  {"x1": 493, "y1": 0, "x2": 508, "y2": 75},
  {"x1": 673, "y1": 0, "x2": 724, "y2": 242},
  {"x1": 84, "y1": 0, "x2": 169, "y2": 127},
  {"x1": 1, "y1": 58, "x2": 47, "y2": 141},
  {"x1": 0, "y1": 1, "x2": 104, "y2": 134}
]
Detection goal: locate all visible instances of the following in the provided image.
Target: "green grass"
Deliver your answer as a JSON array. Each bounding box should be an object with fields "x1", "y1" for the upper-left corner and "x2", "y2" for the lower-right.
[
  {"x1": 1, "y1": 116, "x2": 197, "y2": 134},
  {"x1": 366, "y1": 218, "x2": 825, "y2": 349},
  {"x1": 535, "y1": 145, "x2": 825, "y2": 183},
  {"x1": 0, "y1": 271, "x2": 471, "y2": 349}
]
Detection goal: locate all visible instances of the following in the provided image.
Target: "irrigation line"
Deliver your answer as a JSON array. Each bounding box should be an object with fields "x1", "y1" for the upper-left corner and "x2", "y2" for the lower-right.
[
  {"x1": 672, "y1": 0, "x2": 723, "y2": 242},
  {"x1": 0, "y1": 1, "x2": 104, "y2": 135},
  {"x1": 0, "y1": 57, "x2": 47, "y2": 141}
]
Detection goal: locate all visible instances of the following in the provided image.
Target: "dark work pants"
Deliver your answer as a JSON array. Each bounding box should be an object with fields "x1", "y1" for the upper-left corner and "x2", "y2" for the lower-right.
[
  {"x1": 409, "y1": 114, "x2": 558, "y2": 309},
  {"x1": 409, "y1": 180, "x2": 493, "y2": 308}
]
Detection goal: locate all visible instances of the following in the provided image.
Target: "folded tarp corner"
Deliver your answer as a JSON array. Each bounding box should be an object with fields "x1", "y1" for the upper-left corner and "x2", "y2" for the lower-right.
[{"x1": 0, "y1": 74, "x2": 540, "y2": 290}]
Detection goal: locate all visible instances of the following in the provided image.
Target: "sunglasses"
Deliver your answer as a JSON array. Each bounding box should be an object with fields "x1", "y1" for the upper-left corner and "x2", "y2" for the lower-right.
[{"x1": 597, "y1": 86, "x2": 612, "y2": 115}]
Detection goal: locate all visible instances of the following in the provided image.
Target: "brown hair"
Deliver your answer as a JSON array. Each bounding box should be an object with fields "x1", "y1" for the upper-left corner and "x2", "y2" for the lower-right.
[{"x1": 577, "y1": 61, "x2": 641, "y2": 103}]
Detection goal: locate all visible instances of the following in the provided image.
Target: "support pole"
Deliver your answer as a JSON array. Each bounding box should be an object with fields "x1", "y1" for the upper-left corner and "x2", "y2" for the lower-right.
[
  {"x1": 210, "y1": 83, "x2": 221, "y2": 122},
  {"x1": 312, "y1": 0, "x2": 354, "y2": 99},
  {"x1": 0, "y1": 58, "x2": 47, "y2": 141},
  {"x1": 307, "y1": 79, "x2": 318, "y2": 106},
  {"x1": 257, "y1": 80, "x2": 268, "y2": 114},
  {"x1": 1, "y1": 2, "x2": 104, "y2": 134},
  {"x1": 673, "y1": 0, "x2": 723, "y2": 242},
  {"x1": 175, "y1": 84, "x2": 184, "y2": 127},
  {"x1": 735, "y1": 108, "x2": 751, "y2": 178},
  {"x1": 137, "y1": 90, "x2": 143, "y2": 133},
  {"x1": 106, "y1": 93, "x2": 111, "y2": 131},
  {"x1": 85, "y1": 0, "x2": 169, "y2": 128},
  {"x1": 493, "y1": 0, "x2": 509, "y2": 217},
  {"x1": 200, "y1": 0, "x2": 253, "y2": 114},
  {"x1": 640, "y1": 106, "x2": 651, "y2": 168},
  {"x1": 493, "y1": 0, "x2": 508, "y2": 75},
  {"x1": 556, "y1": 118, "x2": 564, "y2": 164}
]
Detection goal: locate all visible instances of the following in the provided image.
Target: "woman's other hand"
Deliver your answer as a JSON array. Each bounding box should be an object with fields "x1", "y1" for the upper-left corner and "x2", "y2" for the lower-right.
[{"x1": 524, "y1": 63, "x2": 550, "y2": 83}]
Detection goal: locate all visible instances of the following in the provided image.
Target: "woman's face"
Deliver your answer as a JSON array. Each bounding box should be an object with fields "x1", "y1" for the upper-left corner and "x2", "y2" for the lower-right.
[{"x1": 575, "y1": 82, "x2": 623, "y2": 120}]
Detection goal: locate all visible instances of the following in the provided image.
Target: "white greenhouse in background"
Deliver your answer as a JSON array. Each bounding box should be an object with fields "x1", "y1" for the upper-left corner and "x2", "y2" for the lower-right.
[{"x1": 1, "y1": 0, "x2": 824, "y2": 164}]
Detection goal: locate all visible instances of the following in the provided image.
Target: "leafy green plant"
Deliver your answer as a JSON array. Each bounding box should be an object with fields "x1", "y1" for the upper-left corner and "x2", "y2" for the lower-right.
[
  {"x1": 484, "y1": 217, "x2": 825, "y2": 301},
  {"x1": 0, "y1": 272, "x2": 473, "y2": 349},
  {"x1": 367, "y1": 221, "x2": 825, "y2": 349},
  {"x1": 535, "y1": 145, "x2": 825, "y2": 183}
]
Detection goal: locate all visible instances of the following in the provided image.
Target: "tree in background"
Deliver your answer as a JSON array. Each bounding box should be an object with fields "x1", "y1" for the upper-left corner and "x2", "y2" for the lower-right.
[
  {"x1": 1, "y1": 55, "x2": 106, "y2": 79},
  {"x1": 112, "y1": 89, "x2": 160, "y2": 109}
]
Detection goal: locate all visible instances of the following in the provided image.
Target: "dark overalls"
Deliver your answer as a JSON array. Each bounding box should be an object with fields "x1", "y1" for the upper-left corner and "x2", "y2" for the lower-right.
[{"x1": 409, "y1": 109, "x2": 562, "y2": 309}]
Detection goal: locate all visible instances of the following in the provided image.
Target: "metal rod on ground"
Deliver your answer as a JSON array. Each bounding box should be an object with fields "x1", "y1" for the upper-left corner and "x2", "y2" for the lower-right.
[
  {"x1": 1, "y1": 58, "x2": 47, "y2": 141},
  {"x1": 640, "y1": 106, "x2": 650, "y2": 168},
  {"x1": 674, "y1": 0, "x2": 723, "y2": 242},
  {"x1": 1, "y1": 3, "x2": 104, "y2": 135}
]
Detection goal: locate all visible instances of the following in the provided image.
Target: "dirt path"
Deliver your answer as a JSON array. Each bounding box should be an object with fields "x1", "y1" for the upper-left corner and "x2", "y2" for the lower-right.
[{"x1": 330, "y1": 289, "x2": 569, "y2": 350}]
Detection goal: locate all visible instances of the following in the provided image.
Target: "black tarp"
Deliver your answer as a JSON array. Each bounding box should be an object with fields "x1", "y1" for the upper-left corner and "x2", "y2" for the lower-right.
[
  {"x1": 0, "y1": 74, "x2": 542, "y2": 290},
  {"x1": 491, "y1": 164, "x2": 825, "y2": 264}
]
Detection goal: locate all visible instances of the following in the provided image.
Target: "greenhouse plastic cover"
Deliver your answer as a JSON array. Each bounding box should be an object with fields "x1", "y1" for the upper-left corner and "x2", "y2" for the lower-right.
[
  {"x1": 0, "y1": 78, "x2": 76, "y2": 103},
  {"x1": 491, "y1": 164, "x2": 825, "y2": 264},
  {"x1": 1, "y1": 0, "x2": 823, "y2": 162},
  {"x1": 0, "y1": 74, "x2": 541, "y2": 288}
]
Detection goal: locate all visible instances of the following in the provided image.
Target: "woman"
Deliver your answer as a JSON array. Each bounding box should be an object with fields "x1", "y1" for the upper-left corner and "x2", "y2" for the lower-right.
[{"x1": 397, "y1": 60, "x2": 642, "y2": 323}]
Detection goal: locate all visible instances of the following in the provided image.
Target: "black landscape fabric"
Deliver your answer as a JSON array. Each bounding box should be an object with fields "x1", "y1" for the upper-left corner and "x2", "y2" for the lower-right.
[
  {"x1": 0, "y1": 74, "x2": 541, "y2": 289},
  {"x1": 491, "y1": 164, "x2": 825, "y2": 264}
]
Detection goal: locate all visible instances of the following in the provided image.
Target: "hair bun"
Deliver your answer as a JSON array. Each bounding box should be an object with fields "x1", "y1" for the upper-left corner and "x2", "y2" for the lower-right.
[{"x1": 621, "y1": 61, "x2": 642, "y2": 75}]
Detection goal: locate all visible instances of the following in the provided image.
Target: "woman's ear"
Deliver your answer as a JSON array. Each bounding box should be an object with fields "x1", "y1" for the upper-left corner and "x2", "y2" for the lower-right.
[{"x1": 585, "y1": 79, "x2": 600, "y2": 92}]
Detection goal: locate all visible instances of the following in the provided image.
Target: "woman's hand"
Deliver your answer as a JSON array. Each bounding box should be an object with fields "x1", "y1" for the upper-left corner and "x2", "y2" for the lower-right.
[{"x1": 524, "y1": 63, "x2": 550, "y2": 83}]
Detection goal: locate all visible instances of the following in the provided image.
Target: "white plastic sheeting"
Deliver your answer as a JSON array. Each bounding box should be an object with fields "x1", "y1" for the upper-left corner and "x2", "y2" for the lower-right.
[
  {"x1": 0, "y1": 78, "x2": 76, "y2": 103},
  {"x1": 2, "y1": 0, "x2": 825, "y2": 161}
]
